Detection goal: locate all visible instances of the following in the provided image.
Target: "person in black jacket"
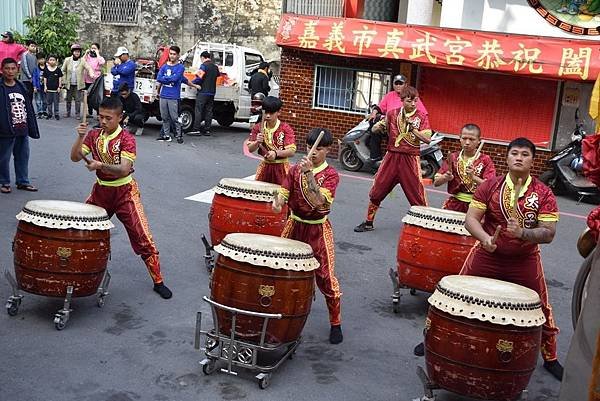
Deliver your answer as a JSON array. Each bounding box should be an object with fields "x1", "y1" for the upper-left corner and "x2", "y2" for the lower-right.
[
  {"x1": 249, "y1": 61, "x2": 271, "y2": 98},
  {"x1": 0, "y1": 58, "x2": 40, "y2": 193},
  {"x1": 118, "y1": 83, "x2": 145, "y2": 136},
  {"x1": 189, "y1": 51, "x2": 220, "y2": 136}
]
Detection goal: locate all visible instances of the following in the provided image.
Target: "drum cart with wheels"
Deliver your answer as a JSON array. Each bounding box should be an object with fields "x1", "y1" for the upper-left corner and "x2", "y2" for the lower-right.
[
  {"x1": 389, "y1": 268, "x2": 418, "y2": 313},
  {"x1": 194, "y1": 296, "x2": 300, "y2": 389},
  {"x1": 201, "y1": 234, "x2": 215, "y2": 273}
]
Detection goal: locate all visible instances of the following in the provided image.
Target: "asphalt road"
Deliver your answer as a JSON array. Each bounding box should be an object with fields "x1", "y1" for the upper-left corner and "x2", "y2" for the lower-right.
[{"x1": 0, "y1": 112, "x2": 594, "y2": 401}]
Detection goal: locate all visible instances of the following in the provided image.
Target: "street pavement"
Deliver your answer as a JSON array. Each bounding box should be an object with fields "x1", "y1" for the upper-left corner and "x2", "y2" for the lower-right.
[{"x1": 0, "y1": 113, "x2": 594, "y2": 401}]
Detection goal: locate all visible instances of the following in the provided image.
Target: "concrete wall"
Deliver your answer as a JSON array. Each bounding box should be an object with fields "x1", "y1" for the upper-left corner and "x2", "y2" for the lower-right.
[
  {"x1": 440, "y1": 0, "x2": 598, "y2": 41},
  {"x1": 35, "y1": 0, "x2": 282, "y2": 61}
]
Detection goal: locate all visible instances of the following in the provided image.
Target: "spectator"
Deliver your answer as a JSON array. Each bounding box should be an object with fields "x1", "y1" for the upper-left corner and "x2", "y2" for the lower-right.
[
  {"x1": 111, "y1": 47, "x2": 135, "y2": 95},
  {"x1": 118, "y1": 83, "x2": 145, "y2": 136},
  {"x1": 248, "y1": 61, "x2": 271, "y2": 98},
  {"x1": 82, "y1": 42, "x2": 105, "y2": 118},
  {"x1": 61, "y1": 43, "x2": 86, "y2": 119},
  {"x1": 189, "y1": 51, "x2": 219, "y2": 136},
  {"x1": 0, "y1": 58, "x2": 40, "y2": 194},
  {"x1": 19, "y1": 39, "x2": 37, "y2": 101},
  {"x1": 156, "y1": 45, "x2": 196, "y2": 143},
  {"x1": 33, "y1": 54, "x2": 47, "y2": 118},
  {"x1": 42, "y1": 55, "x2": 63, "y2": 120},
  {"x1": 0, "y1": 32, "x2": 26, "y2": 67}
]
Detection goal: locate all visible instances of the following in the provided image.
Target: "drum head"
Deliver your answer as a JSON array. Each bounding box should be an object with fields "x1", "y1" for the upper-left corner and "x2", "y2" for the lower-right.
[
  {"x1": 16, "y1": 200, "x2": 114, "y2": 230},
  {"x1": 428, "y1": 275, "x2": 546, "y2": 327},
  {"x1": 214, "y1": 178, "x2": 280, "y2": 202},
  {"x1": 214, "y1": 233, "x2": 319, "y2": 271},
  {"x1": 402, "y1": 206, "x2": 470, "y2": 236}
]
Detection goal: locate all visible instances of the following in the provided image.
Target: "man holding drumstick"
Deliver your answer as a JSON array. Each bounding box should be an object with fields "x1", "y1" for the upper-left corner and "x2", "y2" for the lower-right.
[
  {"x1": 433, "y1": 123, "x2": 496, "y2": 213},
  {"x1": 272, "y1": 128, "x2": 343, "y2": 344},
  {"x1": 416, "y1": 137, "x2": 563, "y2": 380}
]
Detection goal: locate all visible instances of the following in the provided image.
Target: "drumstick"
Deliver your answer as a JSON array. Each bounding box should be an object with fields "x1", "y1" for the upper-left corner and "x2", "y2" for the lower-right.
[
  {"x1": 512, "y1": 177, "x2": 523, "y2": 218},
  {"x1": 307, "y1": 130, "x2": 325, "y2": 159},
  {"x1": 491, "y1": 225, "x2": 501, "y2": 244},
  {"x1": 446, "y1": 151, "x2": 453, "y2": 175},
  {"x1": 78, "y1": 90, "x2": 92, "y2": 165},
  {"x1": 258, "y1": 110, "x2": 269, "y2": 154},
  {"x1": 467, "y1": 141, "x2": 485, "y2": 168}
]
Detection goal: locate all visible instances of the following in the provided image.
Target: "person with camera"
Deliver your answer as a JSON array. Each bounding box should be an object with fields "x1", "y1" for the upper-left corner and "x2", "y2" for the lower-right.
[{"x1": 82, "y1": 43, "x2": 105, "y2": 118}]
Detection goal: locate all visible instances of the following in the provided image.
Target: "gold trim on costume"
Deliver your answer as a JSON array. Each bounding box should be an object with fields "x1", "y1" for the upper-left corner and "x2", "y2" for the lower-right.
[{"x1": 470, "y1": 199, "x2": 487, "y2": 210}]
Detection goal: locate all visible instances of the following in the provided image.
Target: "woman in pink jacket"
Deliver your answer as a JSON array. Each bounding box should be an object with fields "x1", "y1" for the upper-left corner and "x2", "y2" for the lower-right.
[{"x1": 82, "y1": 42, "x2": 105, "y2": 117}]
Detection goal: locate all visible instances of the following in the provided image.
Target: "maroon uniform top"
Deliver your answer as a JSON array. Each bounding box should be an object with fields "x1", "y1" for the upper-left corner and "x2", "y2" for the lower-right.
[
  {"x1": 279, "y1": 162, "x2": 339, "y2": 222},
  {"x1": 380, "y1": 107, "x2": 431, "y2": 155},
  {"x1": 438, "y1": 151, "x2": 496, "y2": 200},
  {"x1": 82, "y1": 126, "x2": 136, "y2": 186},
  {"x1": 249, "y1": 120, "x2": 296, "y2": 162},
  {"x1": 470, "y1": 175, "x2": 559, "y2": 257}
]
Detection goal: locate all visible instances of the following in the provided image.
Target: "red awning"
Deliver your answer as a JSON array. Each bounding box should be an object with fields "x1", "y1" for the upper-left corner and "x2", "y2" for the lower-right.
[{"x1": 276, "y1": 14, "x2": 600, "y2": 81}]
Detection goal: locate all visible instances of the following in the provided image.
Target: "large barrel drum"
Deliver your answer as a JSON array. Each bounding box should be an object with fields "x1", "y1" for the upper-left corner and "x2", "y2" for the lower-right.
[
  {"x1": 425, "y1": 275, "x2": 545, "y2": 400},
  {"x1": 209, "y1": 178, "x2": 288, "y2": 246},
  {"x1": 212, "y1": 233, "x2": 318, "y2": 345},
  {"x1": 397, "y1": 206, "x2": 476, "y2": 292},
  {"x1": 13, "y1": 200, "x2": 113, "y2": 297}
]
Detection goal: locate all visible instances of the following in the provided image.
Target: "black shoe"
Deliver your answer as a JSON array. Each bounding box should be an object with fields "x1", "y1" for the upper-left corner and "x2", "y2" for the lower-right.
[
  {"x1": 543, "y1": 360, "x2": 563, "y2": 381},
  {"x1": 413, "y1": 342, "x2": 425, "y2": 356},
  {"x1": 354, "y1": 221, "x2": 374, "y2": 232},
  {"x1": 202, "y1": 130, "x2": 211, "y2": 136},
  {"x1": 156, "y1": 135, "x2": 172, "y2": 142},
  {"x1": 329, "y1": 325, "x2": 343, "y2": 344},
  {"x1": 176, "y1": 136, "x2": 184, "y2": 144},
  {"x1": 186, "y1": 130, "x2": 203, "y2": 136},
  {"x1": 369, "y1": 156, "x2": 382, "y2": 163},
  {"x1": 153, "y1": 282, "x2": 172, "y2": 299},
  {"x1": 55, "y1": 115, "x2": 60, "y2": 120},
  {"x1": 46, "y1": 114, "x2": 52, "y2": 120}
]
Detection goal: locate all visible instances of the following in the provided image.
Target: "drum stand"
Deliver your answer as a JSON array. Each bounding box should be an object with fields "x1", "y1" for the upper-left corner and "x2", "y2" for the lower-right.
[
  {"x1": 201, "y1": 234, "x2": 215, "y2": 273},
  {"x1": 414, "y1": 366, "x2": 529, "y2": 401},
  {"x1": 194, "y1": 296, "x2": 300, "y2": 389},
  {"x1": 4, "y1": 268, "x2": 111, "y2": 330},
  {"x1": 389, "y1": 268, "x2": 417, "y2": 313}
]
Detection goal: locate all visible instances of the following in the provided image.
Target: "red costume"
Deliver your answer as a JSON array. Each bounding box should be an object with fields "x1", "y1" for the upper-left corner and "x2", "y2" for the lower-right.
[
  {"x1": 462, "y1": 175, "x2": 560, "y2": 361},
  {"x1": 82, "y1": 126, "x2": 164, "y2": 284},
  {"x1": 248, "y1": 120, "x2": 296, "y2": 185},
  {"x1": 365, "y1": 107, "x2": 431, "y2": 222},
  {"x1": 278, "y1": 162, "x2": 342, "y2": 326},
  {"x1": 436, "y1": 151, "x2": 496, "y2": 213}
]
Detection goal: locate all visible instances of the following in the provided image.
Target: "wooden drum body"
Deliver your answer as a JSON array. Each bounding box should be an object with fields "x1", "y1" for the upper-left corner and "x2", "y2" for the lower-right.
[
  {"x1": 211, "y1": 233, "x2": 318, "y2": 346},
  {"x1": 397, "y1": 206, "x2": 476, "y2": 292},
  {"x1": 209, "y1": 178, "x2": 288, "y2": 246},
  {"x1": 13, "y1": 200, "x2": 113, "y2": 298},
  {"x1": 424, "y1": 275, "x2": 545, "y2": 401}
]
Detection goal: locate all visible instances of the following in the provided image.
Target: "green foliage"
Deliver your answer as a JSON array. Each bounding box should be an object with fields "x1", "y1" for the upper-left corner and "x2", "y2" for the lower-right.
[{"x1": 21, "y1": 0, "x2": 80, "y2": 60}]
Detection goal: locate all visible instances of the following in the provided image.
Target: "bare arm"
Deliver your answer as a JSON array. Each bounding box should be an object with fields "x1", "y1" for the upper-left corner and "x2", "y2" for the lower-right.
[
  {"x1": 506, "y1": 219, "x2": 556, "y2": 244},
  {"x1": 70, "y1": 123, "x2": 89, "y2": 162},
  {"x1": 302, "y1": 170, "x2": 326, "y2": 207},
  {"x1": 465, "y1": 206, "x2": 500, "y2": 253},
  {"x1": 411, "y1": 128, "x2": 431, "y2": 144},
  {"x1": 433, "y1": 172, "x2": 453, "y2": 187}
]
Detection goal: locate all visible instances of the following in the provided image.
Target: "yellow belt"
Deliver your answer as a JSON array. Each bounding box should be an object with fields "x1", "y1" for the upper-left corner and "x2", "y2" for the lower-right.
[
  {"x1": 263, "y1": 158, "x2": 289, "y2": 164},
  {"x1": 290, "y1": 212, "x2": 327, "y2": 224},
  {"x1": 453, "y1": 192, "x2": 474, "y2": 203},
  {"x1": 96, "y1": 175, "x2": 132, "y2": 187}
]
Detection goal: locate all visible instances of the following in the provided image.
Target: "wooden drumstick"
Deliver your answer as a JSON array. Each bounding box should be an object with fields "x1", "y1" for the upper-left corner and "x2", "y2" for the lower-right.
[
  {"x1": 446, "y1": 151, "x2": 453, "y2": 175},
  {"x1": 473, "y1": 140, "x2": 485, "y2": 160},
  {"x1": 78, "y1": 90, "x2": 92, "y2": 165},
  {"x1": 512, "y1": 177, "x2": 523, "y2": 218},
  {"x1": 258, "y1": 109, "x2": 269, "y2": 154},
  {"x1": 307, "y1": 130, "x2": 325, "y2": 159},
  {"x1": 491, "y1": 225, "x2": 501, "y2": 244}
]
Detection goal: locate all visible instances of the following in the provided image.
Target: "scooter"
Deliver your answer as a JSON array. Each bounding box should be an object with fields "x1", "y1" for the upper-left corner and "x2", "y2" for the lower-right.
[
  {"x1": 339, "y1": 108, "x2": 444, "y2": 178},
  {"x1": 539, "y1": 108, "x2": 599, "y2": 202}
]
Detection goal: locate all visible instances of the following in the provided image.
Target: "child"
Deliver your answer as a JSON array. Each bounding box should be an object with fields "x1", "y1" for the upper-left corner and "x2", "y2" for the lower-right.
[
  {"x1": 33, "y1": 54, "x2": 47, "y2": 118},
  {"x1": 245, "y1": 96, "x2": 296, "y2": 185},
  {"x1": 42, "y1": 55, "x2": 62, "y2": 120},
  {"x1": 272, "y1": 128, "x2": 343, "y2": 344},
  {"x1": 70, "y1": 97, "x2": 172, "y2": 299}
]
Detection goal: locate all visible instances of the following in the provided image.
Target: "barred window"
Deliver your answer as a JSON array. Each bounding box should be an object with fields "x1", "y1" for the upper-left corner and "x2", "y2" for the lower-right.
[
  {"x1": 314, "y1": 66, "x2": 391, "y2": 113},
  {"x1": 101, "y1": 0, "x2": 141, "y2": 25}
]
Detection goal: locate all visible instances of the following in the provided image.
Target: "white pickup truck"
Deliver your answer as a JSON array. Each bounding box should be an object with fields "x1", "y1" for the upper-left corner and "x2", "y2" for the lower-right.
[{"x1": 104, "y1": 42, "x2": 279, "y2": 131}]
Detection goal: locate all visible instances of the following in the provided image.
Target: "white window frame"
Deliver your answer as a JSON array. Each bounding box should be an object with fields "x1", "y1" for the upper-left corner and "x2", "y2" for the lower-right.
[
  {"x1": 100, "y1": 0, "x2": 142, "y2": 26},
  {"x1": 312, "y1": 65, "x2": 391, "y2": 115}
]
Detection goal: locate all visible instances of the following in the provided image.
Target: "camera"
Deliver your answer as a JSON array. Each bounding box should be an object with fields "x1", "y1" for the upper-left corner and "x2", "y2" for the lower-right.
[{"x1": 90, "y1": 50, "x2": 97, "y2": 58}]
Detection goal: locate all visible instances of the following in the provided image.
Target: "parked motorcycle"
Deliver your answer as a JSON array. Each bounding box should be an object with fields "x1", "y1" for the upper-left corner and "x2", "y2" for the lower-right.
[
  {"x1": 572, "y1": 227, "x2": 595, "y2": 328},
  {"x1": 540, "y1": 108, "x2": 599, "y2": 202},
  {"x1": 339, "y1": 108, "x2": 444, "y2": 179}
]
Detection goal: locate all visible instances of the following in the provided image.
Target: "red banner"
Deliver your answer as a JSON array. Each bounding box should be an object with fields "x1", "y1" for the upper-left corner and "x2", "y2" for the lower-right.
[{"x1": 276, "y1": 14, "x2": 600, "y2": 81}]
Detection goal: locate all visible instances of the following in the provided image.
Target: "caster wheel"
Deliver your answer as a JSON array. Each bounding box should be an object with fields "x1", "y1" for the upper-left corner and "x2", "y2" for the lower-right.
[
  {"x1": 6, "y1": 302, "x2": 19, "y2": 316},
  {"x1": 54, "y1": 319, "x2": 66, "y2": 330},
  {"x1": 410, "y1": 289, "x2": 417, "y2": 296},
  {"x1": 258, "y1": 374, "x2": 271, "y2": 389},
  {"x1": 97, "y1": 296, "x2": 105, "y2": 308},
  {"x1": 202, "y1": 360, "x2": 217, "y2": 375},
  {"x1": 288, "y1": 348, "x2": 297, "y2": 360},
  {"x1": 392, "y1": 302, "x2": 400, "y2": 313}
]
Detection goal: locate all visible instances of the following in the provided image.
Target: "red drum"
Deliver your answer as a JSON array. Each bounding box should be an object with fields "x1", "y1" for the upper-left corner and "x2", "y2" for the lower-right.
[
  {"x1": 13, "y1": 200, "x2": 113, "y2": 297},
  {"x1": 209, "y1": 178, "x2": 288, "y2": 246},
  {"x1": 211, "y1": 233, "x2": 318, "y2": 345},
  {"x1": 397, "y1": 206, "x2": 476, "y2": 292},
  {"x1": 425, "y1": 275, "x2": 545, "y2": 401}
]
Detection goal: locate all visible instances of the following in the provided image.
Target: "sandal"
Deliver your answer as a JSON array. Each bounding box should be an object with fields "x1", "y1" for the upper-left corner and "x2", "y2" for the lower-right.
[
  {"x1": 16, "y1": 184, "x2": 38, "y2": 192},
  {"x1": 1, "y1": 185, "x2": 11, "y2": 194}
]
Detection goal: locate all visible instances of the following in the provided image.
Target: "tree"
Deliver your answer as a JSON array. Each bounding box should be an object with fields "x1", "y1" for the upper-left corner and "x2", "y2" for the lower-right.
[{"x1": 20, "y1": 0, "x2": 80, "y2": 60}]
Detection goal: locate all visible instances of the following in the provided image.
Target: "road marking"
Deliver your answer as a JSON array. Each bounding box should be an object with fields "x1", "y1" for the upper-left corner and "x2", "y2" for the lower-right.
[{"x1": 185, "y1": 175, "x2": 255, "y2": 204}]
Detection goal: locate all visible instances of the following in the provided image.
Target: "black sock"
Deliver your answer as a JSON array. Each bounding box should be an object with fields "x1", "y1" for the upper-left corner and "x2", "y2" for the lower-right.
[
  {"x1": 543, "y1": 360, "x2": 563, "y2": 381},
  {"x1": 329, "y1": 325, "x2": 343, "y2": 344},
  {"x1": 153, "y1": 282, "x2": 172, "y2": 299}
]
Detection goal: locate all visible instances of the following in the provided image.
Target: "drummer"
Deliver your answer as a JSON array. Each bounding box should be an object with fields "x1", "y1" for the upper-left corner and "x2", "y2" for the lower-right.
[
  {"x1": 433, "y1": 124, "x2": 496, "y2": 213},
  {"x1": 245, "y1": 96, "x2": 296, "y2": 185},
  {"x1": 69, "y1": 97, "x2": 172, "y2": 299},
  {"x1": 272, "y1": 128, "x2": 343, "y2": 344},
  {"x1": 418, "y1": 137, "x2": 563, "y2": 379}
]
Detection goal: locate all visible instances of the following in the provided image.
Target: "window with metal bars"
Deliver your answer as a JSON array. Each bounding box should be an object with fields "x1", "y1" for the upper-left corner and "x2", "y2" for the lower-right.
[
  {"x1": 313, "y1": 65, "x2": 391, "y2": 114},
  {"x1": 100, "y1": 0, "x2": 140, "y2": 25}
]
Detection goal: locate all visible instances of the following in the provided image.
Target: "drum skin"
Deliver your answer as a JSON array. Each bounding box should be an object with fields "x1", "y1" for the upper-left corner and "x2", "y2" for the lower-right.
[
  {"x1": 397, "y1": 224, "x2": 476, "y2": 292},
  {"x1": 425, "y1": 307, "x2": 541, "y2": 401},
  {"x1": 13, "y1": 221, "x2": 110, "y2": 297},
  {"x1": 211, "y1": 253, "x2": 314, "y2": 345},
  {"x1": 209, "y1": 193, "x2": 288, "y2": 246}
]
